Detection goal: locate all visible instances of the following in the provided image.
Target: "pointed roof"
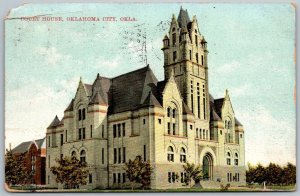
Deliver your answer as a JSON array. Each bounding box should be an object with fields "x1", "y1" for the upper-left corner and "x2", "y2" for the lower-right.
[
  {"x1": 141, "y1": 91, "x2": 162, "y2": 108},
  {"x1": 214, "y1": 98, "x2": 224, "y2": 117},
  {"x1": 64, "y1": 99, "x2": 74, "y2": 112},
  {"x1": 177, "y1": 7, "x2": 191, "y2": 29},
  {"x1": 210, "y1": 105, "x2": 222, "y2": 121},
  {"x1": 89, "y1": 92, "x2": 106, "y2": 105},
  {"x1": 235, "y1": 117, "x2": 243, "y2": 126},
  {"x1": 11, "y1": 138, "x2": 45, "y2": 154},
  {"x1": 47, "y1": 115, "x2": 60, "y2": 129}
]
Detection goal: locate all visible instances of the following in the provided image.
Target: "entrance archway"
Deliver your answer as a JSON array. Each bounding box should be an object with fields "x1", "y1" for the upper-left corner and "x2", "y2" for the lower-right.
[{"x1": 202, "y1": 153, "x2": 213, "y2": 181}]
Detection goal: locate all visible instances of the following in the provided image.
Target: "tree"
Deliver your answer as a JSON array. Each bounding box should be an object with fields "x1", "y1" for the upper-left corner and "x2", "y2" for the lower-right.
[
  {"x1": 282, "y1": 162, "x2": 296, "y2": 185},
  {"x1": 182, "y1": 162, "x2": 203, "y2": 187},
  {"x1": 124, "y1": 156, "x2": 153, "y2": 190},
  {"x1": 5, "y1": 149, "x2": 28, "y2": 186},
  {"x1": 140, "y1": 161, "x2": 153, "y2": 189},
  {"x1": 50, "y1": 156, "x2": 89, "y2": 189}
]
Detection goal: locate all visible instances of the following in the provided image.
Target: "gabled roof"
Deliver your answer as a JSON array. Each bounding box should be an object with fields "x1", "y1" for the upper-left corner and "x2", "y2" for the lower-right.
[
  {"x1": 177, "y1": 7, "x2": 191, "y2": 29},
  {"x1": 47, "y1": 115, "x2": 60, "y2": 129},
  {"x1": 213, "y1": 98, "x2": 224, "y2": 117},
  {"x1": 141, "y1": 91, "x2": 162, "y2": 108},
  {"x1": 11, "y1": 137, "x2": 45, "y2": 154},
  {"x1": 108, "y1": 65, "x2": 159, "y2": 114}
]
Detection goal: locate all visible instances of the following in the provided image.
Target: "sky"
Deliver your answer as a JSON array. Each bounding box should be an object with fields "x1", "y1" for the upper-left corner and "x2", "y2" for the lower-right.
[{"x1": 5, "y1": 3, "x2": 295, "y2": 166}]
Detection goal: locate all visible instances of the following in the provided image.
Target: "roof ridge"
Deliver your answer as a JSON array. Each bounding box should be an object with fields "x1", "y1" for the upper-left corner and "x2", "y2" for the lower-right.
[{"x1": 112, "y1": 65, "x2": 149, "y2": 80}]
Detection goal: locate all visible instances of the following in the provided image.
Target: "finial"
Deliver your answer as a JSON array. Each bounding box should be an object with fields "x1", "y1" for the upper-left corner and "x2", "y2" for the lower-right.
[
  {"x1": 180, "y1": 6, "x2": 183, "y2": 10},
  {"x1": 172, "y1": 14, "x2": 176, "y2": 20},
  {"x1": 97, "y1": 73, "x2": 100, "y2": 78}
]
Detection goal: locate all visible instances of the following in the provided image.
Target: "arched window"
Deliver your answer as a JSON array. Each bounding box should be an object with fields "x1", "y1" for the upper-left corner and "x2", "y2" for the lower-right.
[
  {"x1": 80, "y1": 150, "x2": 86, "y2": 163},
  {"x1": 226, "y1": 152, "x2": 231, "y2": 165},
  {"x1": 71, "y1": 151, "x2": 77, "y2": 158},
  {"x1": 172, "y1": 27, "x2": 176, "y2": 32},
  {"x1": 167, "y1": 108, "x2": 171, "y2": 117},
  {"x1": 78, "y1": 109, "x2": 82, "y2": 121},
  {"x1": 167, "y1": 146, "x2": 174, "y2": 162},
  {"x1": 172, "y1": 109, "x2": 176, "y2": 118},
  {"x1": 234, "y1": 153, "x2": 239, "y2": 166},
  {"x1": 180, "y1": 148, "x2": 186, "y2": 163}
]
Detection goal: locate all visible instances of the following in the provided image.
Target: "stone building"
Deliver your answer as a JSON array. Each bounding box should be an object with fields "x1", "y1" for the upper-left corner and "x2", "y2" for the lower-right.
[
  {"x1": 12, "y1": 138, "x2": 46, "y2": 185},
  {"x1": 46, "y1": 8, "x2": 245, "y2": 189}
]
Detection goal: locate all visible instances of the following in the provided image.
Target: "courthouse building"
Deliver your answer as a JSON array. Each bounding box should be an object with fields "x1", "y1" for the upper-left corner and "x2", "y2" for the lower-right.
[{"x1": 46, "y1": 8, "x2": 246, "y2": 189}]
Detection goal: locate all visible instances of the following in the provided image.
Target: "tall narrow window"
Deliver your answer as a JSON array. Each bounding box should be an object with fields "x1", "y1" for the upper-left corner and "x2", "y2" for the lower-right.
[
  {"x1": 200, "y1": 129, "x2": 202, "y2": 139},
  {"x1": 172, "y1": 33, "x2": 176, "y2": 45},
  {"x1": 195, "y1": 35, "x2": 198, "y2": 46},
  {"x1": 78, "y1": 109, "x2": 82, "y2": 121},
  {"x1": 234, "y1": 153, "x2": 239, "y2": 166},
  {"x1": 191, "y1": 95, "x2": 194, "y2": 113},
  {"x1": 113, "y1": 173, "x2": 116, "y2": 183},
  {"x1": 122, "y1": 123, "x2": 125, "y2": 136},
  {"x1": 196, "y1": 53, "x2": 199, "y2": 64},
  {"x1": 102, "y1": 148, "x2": 104, "y2": 164},
  {"x1": 196, "y1": 128, "x2": 199, "y2": 138},
  {"x1": 167, "y1": 122, "x2": 171, "y2": 135},
  {"x1": 123, "y1": 147, "x2": 126, "y2": 163},
  {"x1": 102, "y1": 125, "x2": 104, "y2": 138},
  {"x1": 65, "y1": 130, "x2": 67, "y2": 142},
  {"x1": 172, "y1": 109, "x2": 176, "y2": 118},
  {"x1": 203, "y1": 98, "x2": 206, "y2": 119},
  {"x1": 189, "y1": 50, "x2": 192, "y2": 60},
  {"x1": 118, "y1": 124, "x2": 121, "y2": 137},
  {"x1": 118, "y1": 173, "x2": 121, "y2": 184},
  {"x1": 82, "y1": 108, "x2": 86, "y2": 120},
  {"x1": 227, "y1": 152, "x2": 231, "y2": 165},
  {"x1": 113, "y1": 125, "x2": 116, "y2": 138},
  {"x1": 173, "y1": 51, "x2": 177, "y2": 62},
  {"x1": 48, "y1": 155, "x2": 50, "y2": 168},
  {"x1": 118, "y1": 148, "x2": 121, "y2": 163},
  {"x1": 60, "y1": 134, "x2": 63, "y2": 146},
  {"x1": 114, "y1": 148, "x2": 117, "y2": 164},
  {"x1": 201, "y1": 55, "x2": 204, "y2": 65},
  {"x1": 197, "y1": 96, "x2": 200, "y2": 118},
  {"x1": 80, "y1": 150, "x2": 86, "y2": 163},
  {"x1": 173, "y1": 123, "x2": 176, "y2": 135},
  {"x1": 180, "y1": 148, "x2": 186, "y2": 163},
  {"x1": 167, "y1": 146, "x2": 174, "y2": 162},
  {"x1": 78, "y1": 128, "x2": 82, "y2": 140},
  {"x1": 167, "y1": 108, "x2": 171, "y2": 117},
  {"x1": 144, "y1": 145, "x2": 146, "y2": 161},
  {"x1": 82, "y1": 128, "x2": 86, "y2": 139},
  {"x1": 48, "y1": 136, "x2": 50, "y2": 147},
  {"x1": 90, "y1": 125, "x2": 92, "y2": 138},
  {"x1": 123, "y1": 173, "x2": 126, "y2": 183},
  {"x1": 89, "y1": 174, "x2": 92, "y2": 183}
]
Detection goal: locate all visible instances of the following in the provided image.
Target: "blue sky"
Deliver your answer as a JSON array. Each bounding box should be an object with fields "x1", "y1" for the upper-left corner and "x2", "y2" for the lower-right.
[{"x1": 5, "y1": 3, "x2": 295, "y2": 165}]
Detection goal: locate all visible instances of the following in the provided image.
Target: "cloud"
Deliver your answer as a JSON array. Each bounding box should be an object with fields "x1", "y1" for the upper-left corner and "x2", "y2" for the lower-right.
[
  {"x1": 215, "y1": 61, "x2": 241, "y2": 75},
  {"x1": 94, "y1": 56, "x2": 120, "y2": 69},
  {"x1": 35, "y1": 46, "x2": 71, "y2": 66}
]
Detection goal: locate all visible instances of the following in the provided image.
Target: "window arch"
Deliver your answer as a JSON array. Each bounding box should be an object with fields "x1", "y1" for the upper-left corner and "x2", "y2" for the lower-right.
[
  {"x1": 71, "y1": 151, "x2": 77, "y2": 158},
  {"x1": 180, "y1": 147, "x2": 186, "y2": 163},
  {"x1": 166, "y1": 103, "x2": 178, "y2": 136},
  {"x1": 80, "y1": 150, "x2": 86, "y2": 163},
  {"x1": 167, "y1": 146, "x2": 174, "y2": 162},
  {"x1": 226, "y1": 152, "x2": 231, "y2": 165},
  {"x1": 234, "y1": 153, "x2": 239, "y2": 166}
]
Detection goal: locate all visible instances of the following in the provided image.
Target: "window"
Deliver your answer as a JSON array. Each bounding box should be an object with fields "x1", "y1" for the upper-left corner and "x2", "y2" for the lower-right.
[
  {"x1": 143, "y1": 119, "x2": 146, "y2": 124},
  {"x1": 240, "y1": 134, "x2": 243, "y2": 138},
  {"x1": 122, "y1": 123, "x2": 125, "y2": 136},
  {"x1": 65, "y1": 130, "x2": 68, "y2": 142},
  {"x1": 123, "y1": 147, "x2": 126, "y2": 163},
  {"x1": 200, "y1": 129, "x2": 202, "y2": 139},
  {"x1": 48, "y1": 176, "x2": 50, "y2": 184},
  {"x1": 123, "y1": 173, "x2": 126, "y2": 183},
  {"x1": 102, "y1": 148, "x2": 104, "y2": 164},
  {"x1": 114, "y1": 148, "x2": 117, "y2": 164},
  {"x1": 172, "y1": 123, "x2": 176, "y2": 135},
  {"x1": 118, "y1": 173, "x2": 121, "y2": 184},
  {"x1": 206, "y1": 130, "x2": 209, "y2": 140},
  {"x1": 220, "y1": 130, "x2": 223, "y2": 135},
  {"x1": 190, "y1": 125, "x2": 193, "y2": 130},
  {"x1": 48, "y1": 155, "x2": 50, "y2": 168},
  {"x1": 234, "y1": 153, "x2": 239, "y2": 166},
  {"x1": 168, "y1": 122, "x2": 171, "y2": 135},
  {"x1": 181, "y1": 172, "x2": 187, "y2": 183},
  {"x1": 203, "y1": 98, "x2": 206, "y2": 119},
  {"x1": 168, "y1": 172, "x2": 172, "y2": 183},
  {"x1": 196, "y1": 128, "x2": 199, "y2": 138},
  {"x1": 78, "y1": 128, "x2": 82, "y2": 140},
  {"x1": 172, "y1": 109, "x2": 176, "y2": 118},
  {"x1": 227, "y1": 152, "x2": 231, "y2": 165},
  {"x1": 113, "y1": 125, "x2": 117, "y2": 138},
  {"x1": 167, "y1": 146, "x2": 174, "y2": 162},
  {"x1": 78, "y1": 109, "x2": 82, "y2": 121},
  {"x1": 201, "y1": 55, "x2": 204, "y2": 65},
  {"x1": 158, "y1": 119, "x2": 162, "y2": 124},
  {"x1": 90, "y1": 125, "x2": 92, "y2": 138},
  {"x1": 173, "y1": 51, "x2": 177, "y2": 62},
  {"x1": 113, "y1": 173, "x2": 117, "y2": 184},
  {"x1": 172, "y1": 33, "x2": 176, "y2": 45},
  {"x1": 71, "y1": 151, "x2": 76, "y2": 158},
  {"x1": 180, "y1": 148, "x2": 186, "y2": 163},
  {"x1": 118, "y1": 148, "x2": 121, "y2": 163},
  {"x1": 82, "y1": 108, "x2": 86, "y2": 120},
  {"x1": 144, "y1": 145, "x2": 146, "y2": 161},
  {"x1": 102, "y1": 125, "x2": 105, "y2": 138},
  {"x1": 89, "y1": 173, "x2": 92, "y2": 183},
  {"x1": 118, "y1": 124, "x2": 121, "y2": 137},
  {"x1": 189, "y1": 50, "x2": 192, "y2": 60},
  {"x1": 82, "y1": 128, "x2": 86, "y2": 139},
  {"x1": 80, "y1": 150, "x2": 86, "y2": 163},
  {"x1": 195, "y1": 35, "x2": 198, "y2": 46},
  {"x1": 172, "y1": 172, "x2": 176, "y2": 183},
  {"x1": 196, "y1": 53, "x2": 199, "y2": 63},
  {"x1": 167, "y1": 108, "x2": 171, "y2": 117}
]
